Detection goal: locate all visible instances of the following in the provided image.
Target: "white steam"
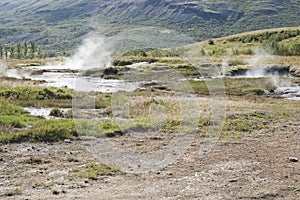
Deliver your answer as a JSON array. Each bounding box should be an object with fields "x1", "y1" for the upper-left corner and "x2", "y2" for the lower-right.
[
  {"x1": 271, "y1": 76, "x2": 295, "y2": 88},
  {"x1": 45, "y1": 33, "x2": 111, "y2": 70},
  {"x1": 245, "y1": 68, "x2": 272, "y2": 78},
  {"x1": 65, "y1": 33, "x2": 111, "y2": 70},
  {"x1": 243, "y1": 47, "x2": 299, "y2": 99},
  {"x1": 220, "y1": 49, "x2": 232, "y2": 76},
  {"x1": 0, "y1": 61, "x2": 31, "y2": 79},
  {"x1": 245, "y1": 48, "x2": 275, "y2": 77},
  {"x1": 247, "y1": 47, "x2": 273, "y2": 67}
]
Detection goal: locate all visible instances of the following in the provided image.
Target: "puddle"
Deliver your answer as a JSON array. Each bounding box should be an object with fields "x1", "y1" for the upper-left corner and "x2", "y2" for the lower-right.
[
  {"x1": 24, "y1": 108, "x2": 52, "y2": 118},
  {"x1": 24, "y1": 107, "x2": 70, "y2": 119},
  {"x1": 276, "y1": 87, "x2": 300, "y2": 101}
]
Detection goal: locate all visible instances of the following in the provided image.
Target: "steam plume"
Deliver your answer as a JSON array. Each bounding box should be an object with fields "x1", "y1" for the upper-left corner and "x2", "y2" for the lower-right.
[{"x1": 62, "y1": 33, "x2": 111, "y2": 70}]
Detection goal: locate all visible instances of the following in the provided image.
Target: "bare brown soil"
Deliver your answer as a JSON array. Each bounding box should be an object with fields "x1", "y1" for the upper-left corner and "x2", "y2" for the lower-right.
[{"x1": 1, "y1": 117, "x2": 299, "y2": 200}]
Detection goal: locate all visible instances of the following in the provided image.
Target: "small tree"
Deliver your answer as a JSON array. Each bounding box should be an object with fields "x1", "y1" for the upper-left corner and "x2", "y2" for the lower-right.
[
  {"x1": 16, "y1": 42, "x2": 22, "y2": 59},
  {"x1": 44, "y1": 51, "x2": 49, "y2": 59},
  {"x1": 37, "y1": 48, "x2": 43, "y2": 59},
  {"x1": 10, "y1": 44, "x2": 15, "y2": 59},
  {"x1": 29, "y1": 41, "x2": 36, "y2": 59},
  {"x1": 0, "y1": 44, "x2": 3, "y2": 59},
  {"x1": 5, "y1": 49, "x2": 8, "y2": 59},
  {"x1": 24, "y1": 42, "x2": 28, "y2": 58}
]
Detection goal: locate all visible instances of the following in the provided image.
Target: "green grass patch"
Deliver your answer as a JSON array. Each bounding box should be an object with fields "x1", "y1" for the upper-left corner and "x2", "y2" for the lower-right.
[
  {"x1": 229, "y1": 59, "x2": 247, "y2": 66},
  {"x1": 0, "y1": 119, "x2": 76, "y2": 143},
  {"x1": 0, "y1": 115, "x2": 36, "y2": 128},
  {"x1": 188, "y1": 80, "x2": 209, "y2": 95},
  {"x1": 223, "y1": 111, "x2": 275, "y2": 134},
  {"x1": 0, "y1": 98, "x2": 26, "y2": 115},
  {"x1": 112, "y1": 57, "x2": 158, "y2": 66},
  {"x1": 157, "y1": 58, "x2": 187, "y2": 65},
  {"x1": 84, "y1": 162, "x2": 120, "y2": 180},
  {"x1": 12, "y1": 99, "x2": 73, "y2": 108},
  {"x1": 147, "y1": 49, "x2": 179, "y2": 57},
  {"x1": 0, "y1": 87, "x2": 73, "y2": 100},
  {"x1": 162, "y1": 118, "x2": 183, "y2": 131}
]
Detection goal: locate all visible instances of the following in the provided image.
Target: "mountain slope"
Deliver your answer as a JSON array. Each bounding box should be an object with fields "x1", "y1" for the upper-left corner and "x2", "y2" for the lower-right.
[{"x1": 0, "y1": 0, "x2": 300, "y2": 52}]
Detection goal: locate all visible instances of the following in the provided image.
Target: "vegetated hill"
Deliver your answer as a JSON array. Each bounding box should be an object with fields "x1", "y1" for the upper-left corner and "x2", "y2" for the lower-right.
[
  {"x1": 188, "y1": 26, "x2": 300, "y2": 57},
  {"x1": 0, "y1": 0, "x2": 300, "y2": 53}
]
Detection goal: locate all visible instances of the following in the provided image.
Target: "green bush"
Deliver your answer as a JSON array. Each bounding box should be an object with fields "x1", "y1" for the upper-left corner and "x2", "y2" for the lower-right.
[{"x1": 208, "y1": 39, "x2": 215, "y2": 45}]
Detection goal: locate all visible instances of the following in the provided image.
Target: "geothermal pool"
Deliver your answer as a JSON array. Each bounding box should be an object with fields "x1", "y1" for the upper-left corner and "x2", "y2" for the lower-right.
[
  {"x1": 3, "y1": 64, "x2": 300, "y2": 101},
  {"x1": 5, "y1": 66, "x2": 140, "y2": 93}
]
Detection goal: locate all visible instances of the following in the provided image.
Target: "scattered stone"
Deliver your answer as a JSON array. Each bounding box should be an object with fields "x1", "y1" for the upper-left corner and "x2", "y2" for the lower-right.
[
  {"x1": 288, "y1": 157, "x2": 298, "y2": 162},
  {"x1": 64, "y1": 139, "x2": 72, "y2": 143},
  {"x1": 52, "y1": 190, "x2": 60, "y2": 195},
  {"x1": 50, "y1": 108, "x2": 64, "y2": 117},
  {"x1": 229, "y1": 178, "x2": 238, "y2": 183}
]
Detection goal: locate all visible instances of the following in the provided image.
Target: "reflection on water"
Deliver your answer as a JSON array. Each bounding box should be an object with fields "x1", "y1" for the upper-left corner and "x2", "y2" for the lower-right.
[{"x1": 5, "y1": 66, "x2": 140, "y2": 93}]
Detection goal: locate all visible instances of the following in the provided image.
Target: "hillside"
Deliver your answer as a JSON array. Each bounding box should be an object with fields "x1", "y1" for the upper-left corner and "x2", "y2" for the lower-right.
[
  {"x1": 193, "y1": 26, "x2": 300, "y2": 56},
  {"x1": 1, "y1": 0, "x2": 300, "y2": 53}
]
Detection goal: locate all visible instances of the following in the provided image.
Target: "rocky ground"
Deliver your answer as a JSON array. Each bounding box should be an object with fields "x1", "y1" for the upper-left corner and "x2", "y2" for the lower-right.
[{"x1": 1, "y1": 117, "x2": 299, "y2": 200}]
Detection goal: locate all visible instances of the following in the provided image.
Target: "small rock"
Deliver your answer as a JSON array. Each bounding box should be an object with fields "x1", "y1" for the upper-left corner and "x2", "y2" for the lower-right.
[
  {"x1": 64, "y1": 139, "x2": 72, "y2": 143},
  {"x1": 167, "y1": 172, "x2": 173, "y2": 176},
  {"x1": 229, "y1": 178, "x2": 238, "y2": 183},
  {"x1": 288, "y1": 157, "x2": 298, "y2": 162},
  {"x1": 52, "y1": 190, "x2": 60, "y2": 195}
]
